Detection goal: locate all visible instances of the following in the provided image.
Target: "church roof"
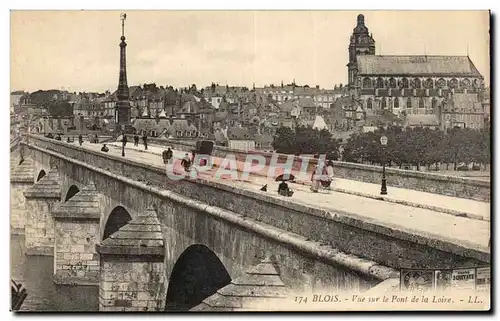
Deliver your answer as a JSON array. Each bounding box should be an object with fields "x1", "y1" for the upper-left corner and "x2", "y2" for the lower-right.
[{"x1": 357, "y1": 55, "x2": 482, "y2": 77}]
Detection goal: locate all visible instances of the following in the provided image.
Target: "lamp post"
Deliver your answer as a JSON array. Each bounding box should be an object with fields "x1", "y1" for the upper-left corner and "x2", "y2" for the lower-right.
[{"x1": 380, "y1": 135, "x2": 388, "y2": 195}]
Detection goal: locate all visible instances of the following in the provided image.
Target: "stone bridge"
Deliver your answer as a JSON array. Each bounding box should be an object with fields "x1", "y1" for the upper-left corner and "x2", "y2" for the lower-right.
[{"x1": 10, "y1": 135, "x2": 490, "y2": 311}]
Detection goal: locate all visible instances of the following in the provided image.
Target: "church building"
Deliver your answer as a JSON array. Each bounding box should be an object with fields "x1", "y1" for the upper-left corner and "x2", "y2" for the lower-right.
[{"x1": 347, "y1": 14, "x2": 486, "y2": 129}]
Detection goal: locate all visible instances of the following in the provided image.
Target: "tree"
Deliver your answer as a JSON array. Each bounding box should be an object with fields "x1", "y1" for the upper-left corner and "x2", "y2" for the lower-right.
[
  {"x1": 476, "y1": 128, "x2": 491, "y2": 168},
  {"x1": 424, "y1": 129, "x2": 445, "y2": 170},
  {"x1": 272, "y1": 126, "x2": 340, "y2": 157},
  {"x1": 47, "y1": 101, "x2": 73, "y2": 117},
  {"x1": 272, "y1": 126, "x2": 296, "y2": 154}
]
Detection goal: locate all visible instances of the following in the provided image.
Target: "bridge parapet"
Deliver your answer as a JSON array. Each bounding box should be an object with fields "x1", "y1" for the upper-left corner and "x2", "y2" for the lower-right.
[
  {"x1": 151, "y1": 137, "x2": 490, "y2": 202},
  {"x1": 24, "y1": 135, "x2": 490, "y2": 271}
]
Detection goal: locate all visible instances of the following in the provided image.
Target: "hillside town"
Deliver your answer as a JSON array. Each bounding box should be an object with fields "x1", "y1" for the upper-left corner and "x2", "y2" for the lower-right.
[
  {"x1": 9, "y1": 11, "x2": 491, "y2": 313},
  {"x1": 11, "y1": 14, "x2": 491, "y2": 155}
]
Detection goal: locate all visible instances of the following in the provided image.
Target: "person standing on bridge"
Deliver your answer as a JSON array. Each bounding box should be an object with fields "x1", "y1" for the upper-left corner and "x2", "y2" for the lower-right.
[
  {"x1": 134, "y1": 134, "x2": 139, "y2": 147},
  {"x1": 163, "y1": 148, "x2": 173, "y2": 164},
  {"x1": 181, "y1": 153, "x2": 192, "y2": 172},
  {"x1": 78, "y1": 134, "x2": 83, "y2": 146},
  {"x1": 122, "y1": 133, "x2": 128, "y2": 147},
  {"x1": 122, "y1": 133, "x2": 128, "y2": 157},
  {"x1": 142, "y1": 133, "x2": 148, "y2": 150},
  {"x1": 310, "y1": 163, "x2": 321, "y2": 193}
]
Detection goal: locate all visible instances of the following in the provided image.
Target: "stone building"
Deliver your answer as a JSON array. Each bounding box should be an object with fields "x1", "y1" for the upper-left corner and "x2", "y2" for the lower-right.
[{"x1": 347, "y1": 14, "x2": 486, "y2": 127}]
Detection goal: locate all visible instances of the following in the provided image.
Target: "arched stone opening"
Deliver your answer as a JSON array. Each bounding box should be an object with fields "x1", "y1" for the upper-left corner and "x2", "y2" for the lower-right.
[
  {"x1": 164, "y1": 244, "x2": 231, "y2": 311},
  {"x1": 103, "y1": 206, "x2": 132, "y2": 240},
  {"x1": 64, "y1": 185, "x2": 80, "y2": 202},
  {"x1": 36, "y1": 170, "x2": 46, "y2": 182}
]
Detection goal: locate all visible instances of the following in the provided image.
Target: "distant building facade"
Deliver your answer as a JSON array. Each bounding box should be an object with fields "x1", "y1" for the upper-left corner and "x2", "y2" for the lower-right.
[{"x1": 347, "y1": 14, "x2": 487, "y2": 130}]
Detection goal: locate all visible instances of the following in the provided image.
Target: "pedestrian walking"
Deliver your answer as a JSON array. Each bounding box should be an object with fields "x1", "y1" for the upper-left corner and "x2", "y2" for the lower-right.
[
  {"x1": 134, "y1": 134, "x2": 139, "y2": 147},
  {"x1": 163, "y1": 148, "x2": 173, "y2": 164},
  {"x1": 310, "y1": 164, "x2": 321, "y2": 193},
  {"x1": 191, "y1": 149, "x2": 197, "y2": 164},
  {"x1": 122, "y1": 133, "x2": 128, "y2": 157},
  {"x1": 78, "y1": 134, "x2": 83, "y2": 146},
  {"x1": 142, "y1": 133, "x2": 148, "y2": 150},
  {"x1": 181, "y1": 153, "x2": 191, "y2": 172}
]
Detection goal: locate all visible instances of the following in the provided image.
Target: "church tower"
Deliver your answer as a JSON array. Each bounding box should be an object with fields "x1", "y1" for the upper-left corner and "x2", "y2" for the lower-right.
[
  {"x1": 347, "y1": 14, "x2": 376, "y2": 95},
  {"x1": 115, "y1": 13, "x2": 132, "y2": 133}
]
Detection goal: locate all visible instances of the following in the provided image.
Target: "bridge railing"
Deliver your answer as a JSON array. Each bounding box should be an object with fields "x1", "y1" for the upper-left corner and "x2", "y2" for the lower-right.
[
  {"x1": 10, "y1": 135, "x2": 22, "y2": 152},
  {"x1": 147, "y1": 137, "x2": 491, "y2": 202},
  {"x1": 23, "y1": 134, "x2": 490, "y2": 274}
]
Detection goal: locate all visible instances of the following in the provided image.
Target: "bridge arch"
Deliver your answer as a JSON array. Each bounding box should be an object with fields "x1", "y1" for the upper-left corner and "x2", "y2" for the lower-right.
[
  {"x1": 164, "y1": 244, "x2": 231, "y2": 311},
  {"x1": 102, "y1": 206, "x2": 132, "y2": 240},
  {"x1": 64, "y1": 185, "x2": 80, "y2": 202},
  {"x1": 36, "y1": 170, "x2": 46, "y2": 182}
]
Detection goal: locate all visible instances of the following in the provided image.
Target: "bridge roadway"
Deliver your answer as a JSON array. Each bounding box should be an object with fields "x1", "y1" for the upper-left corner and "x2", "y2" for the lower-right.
[{"x1": 74, "y1": 140, "x2": 489, "y2": 252}]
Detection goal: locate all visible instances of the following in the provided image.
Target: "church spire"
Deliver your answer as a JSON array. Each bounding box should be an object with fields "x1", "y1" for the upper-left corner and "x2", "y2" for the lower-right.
[{"x1": 115, "y1": 13, "x2": 131, "y2": 131}]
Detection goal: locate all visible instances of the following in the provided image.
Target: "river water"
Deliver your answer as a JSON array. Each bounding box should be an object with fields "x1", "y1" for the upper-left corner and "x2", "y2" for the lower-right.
[{"x1": 10, "y1": 234, "x2": 99, "y2": 312}]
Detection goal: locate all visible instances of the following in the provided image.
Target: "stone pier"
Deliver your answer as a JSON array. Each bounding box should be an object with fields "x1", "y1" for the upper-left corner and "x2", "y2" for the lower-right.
[
  {"x1": 10, "y1": 158, "x2": 34, "y2": 235},
  {"x1": 23, "y1": 169, "x2": 61, "y2": 256},
  {"x1": 192, "y1": 258, "x2": 290, "y2": 311},
  {"x1": 52, "y1": 182, "x2": 101, "y2": 285},
  {"x1": 96, "y1": 207, "x2": 165, "y2": 312}
]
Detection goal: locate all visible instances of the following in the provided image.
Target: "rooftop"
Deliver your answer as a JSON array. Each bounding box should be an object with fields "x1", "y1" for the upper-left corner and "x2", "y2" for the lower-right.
[{"x1": 357, "y1": 55, "x2": 483, "y2": 77}]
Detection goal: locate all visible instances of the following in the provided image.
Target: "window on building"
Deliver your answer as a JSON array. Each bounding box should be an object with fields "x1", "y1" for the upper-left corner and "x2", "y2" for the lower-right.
[
  {"x1": 414, "y1": 78, "x2": 421, "y2": 89},
  {"x1": 432, "y1": 98, "x2": 437, "y2": 109},
  {"x1": 363, "y1": 78, "x2": 372, "y2": 89},
  {"x1": 394, "y1": 98, "x2": 400, "y2": 108},
  {"x1": 424, "y1": 78, "x2": 434, "y2": 89},
  {"x1": 381, "y1": 97, "x2": 387, "y2": 109},
  {"x1": 376, "y1": 78, "x2": 384, "y2": 89},
  {"x1": 407, "y1": 98, "x2": 412, "y2": 108},
  {"x1": 419, "y1": 97, "x2": 425, "y2": 108},
  {"x1": 401, "y1": 78, "x2": 409, "y2": 89},
  {"x1": 389, "y1": 78, "x2": 397, "y2": 88}
]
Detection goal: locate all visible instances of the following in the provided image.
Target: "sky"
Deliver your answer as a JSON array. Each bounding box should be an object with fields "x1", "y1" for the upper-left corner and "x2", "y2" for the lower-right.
[{"x1": 10, "y1": 10, "x2": 490, "y2": 93}]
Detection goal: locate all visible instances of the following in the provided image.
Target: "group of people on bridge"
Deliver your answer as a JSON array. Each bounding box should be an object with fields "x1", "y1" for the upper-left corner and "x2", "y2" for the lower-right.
[
  {"x1": 265, "y1": 158, "x2": 336, "y2": 197},
  {"x1": 121, "y1": 133, "x2": 149, "y2": 150}
]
